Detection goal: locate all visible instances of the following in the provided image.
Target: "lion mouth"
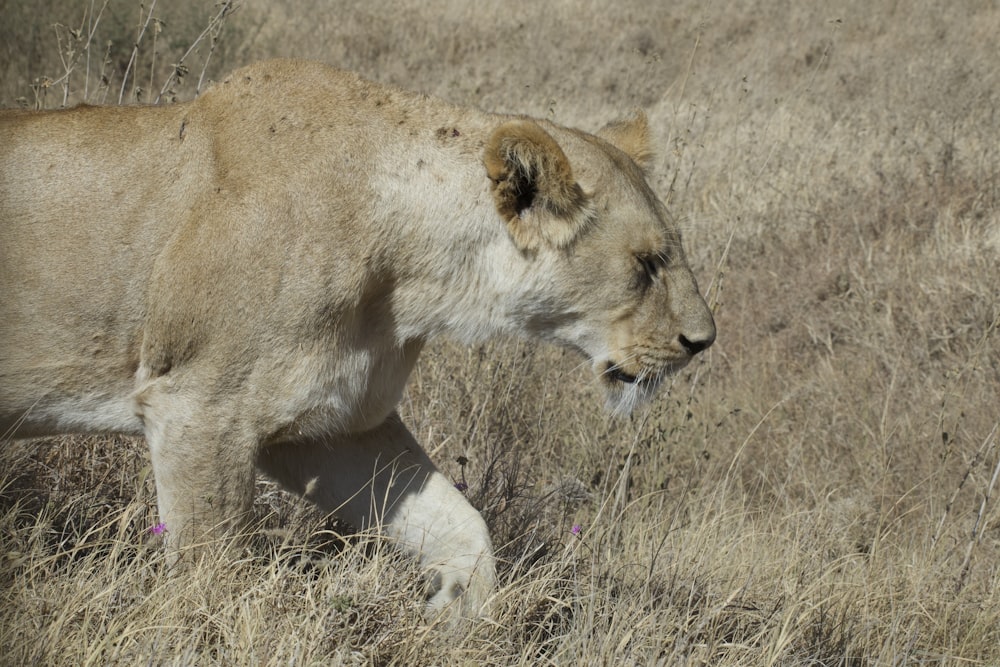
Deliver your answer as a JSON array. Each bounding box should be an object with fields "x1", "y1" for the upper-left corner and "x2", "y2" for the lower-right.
[
  {"x1": 601, "y1": 356, "x2": 692, "y2": 389},
  {"x1": 602, "y1": 361, "x2": 657, "y2": 386},
  {"x1": 604, "y1": 364, "x2": 640, "y2": 385}
]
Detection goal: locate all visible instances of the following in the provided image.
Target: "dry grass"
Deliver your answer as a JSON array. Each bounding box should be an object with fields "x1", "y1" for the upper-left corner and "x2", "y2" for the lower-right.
[{"x1": 2, "y1": 0, "x2": 999, "y2": 664}]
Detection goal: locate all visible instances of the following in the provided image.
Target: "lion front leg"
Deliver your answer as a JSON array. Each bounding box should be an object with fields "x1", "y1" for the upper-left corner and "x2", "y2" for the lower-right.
[
  {"x1": 257, "y1": 413, "x2": 496, "y2": 619},
  {"x1": 137, "y1": 383, "x2": 258, "y2": 558}
]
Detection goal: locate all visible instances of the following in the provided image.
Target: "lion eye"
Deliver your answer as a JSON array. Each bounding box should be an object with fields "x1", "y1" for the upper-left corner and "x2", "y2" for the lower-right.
[{"x1": 636, "y1": 253, "x2": 664, "y2": 288}]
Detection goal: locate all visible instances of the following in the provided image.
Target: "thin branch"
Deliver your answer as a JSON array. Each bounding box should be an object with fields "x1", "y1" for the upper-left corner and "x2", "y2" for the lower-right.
[
  {"x1": 118, "y1": 0, "x2": 158, "y2": 105},
  {"x1": 931, "y1": 427, "x2": 995, "y2": 547},
  {"x1": 154, "y1": 0, "x2": 238, "y2": 104},
  {"x1": 955, "y1": 423, "x2": 999, "y2": 592},
  {"x1": 83, "y1": 0, "x2": 110, "y2": 102}
]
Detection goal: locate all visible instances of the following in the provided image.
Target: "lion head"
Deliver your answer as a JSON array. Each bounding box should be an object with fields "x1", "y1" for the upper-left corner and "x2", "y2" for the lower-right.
[{"x1": 483, "y1": 112, "x2": 716, "y2": 413}]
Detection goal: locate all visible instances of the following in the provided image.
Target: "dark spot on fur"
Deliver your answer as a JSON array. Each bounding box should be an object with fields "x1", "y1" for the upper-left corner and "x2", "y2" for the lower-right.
[{"x1": 435, "y1": 126, "x2": 461, "y2": 140}]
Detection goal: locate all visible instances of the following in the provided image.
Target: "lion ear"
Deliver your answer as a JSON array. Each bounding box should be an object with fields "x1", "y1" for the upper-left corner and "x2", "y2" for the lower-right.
[
  {"x1": 484, "y1": 120, "x2": 593, "y2": 251},
  {"x1": 596, "y1": 110, "x2": 654, "y2": 170}
]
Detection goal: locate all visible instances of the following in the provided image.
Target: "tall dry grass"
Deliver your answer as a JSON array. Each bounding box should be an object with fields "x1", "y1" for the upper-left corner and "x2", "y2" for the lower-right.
[{"x1": 2, "y1": 0, "x2": 999, "y2": 664}]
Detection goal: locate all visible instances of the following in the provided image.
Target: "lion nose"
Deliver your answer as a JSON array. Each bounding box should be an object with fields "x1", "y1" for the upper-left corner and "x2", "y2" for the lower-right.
[{"x1": 679, "y1": 331, "x2": 715, "y2": 356}]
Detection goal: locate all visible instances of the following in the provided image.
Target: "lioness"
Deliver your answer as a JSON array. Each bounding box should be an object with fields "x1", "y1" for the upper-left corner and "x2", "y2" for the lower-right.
[{"x1": 0, "y1": 59, "x2": 714, "y2": 618}]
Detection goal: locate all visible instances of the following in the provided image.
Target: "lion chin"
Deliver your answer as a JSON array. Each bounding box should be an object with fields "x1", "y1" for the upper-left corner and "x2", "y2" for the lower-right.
[{"x1": 599, "y1": 361, "x2": 683, "y2": 416}]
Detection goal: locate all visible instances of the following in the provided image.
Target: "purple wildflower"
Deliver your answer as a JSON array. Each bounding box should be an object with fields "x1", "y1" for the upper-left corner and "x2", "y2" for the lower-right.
[
  {"x1": 148, "y1": 522, "x2": 167, "y2": 535},
  {"x1": 571, "y1": 524, "x2": 582, "y2": 536},
  {"x1": 454, "y1": 482, "x2": 468, "y2": 492}
]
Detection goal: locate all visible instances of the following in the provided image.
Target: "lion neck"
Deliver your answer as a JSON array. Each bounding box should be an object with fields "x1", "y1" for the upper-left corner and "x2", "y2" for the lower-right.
[{"x1": 365, "y1": 117, "x2": 546, "y2": 346}]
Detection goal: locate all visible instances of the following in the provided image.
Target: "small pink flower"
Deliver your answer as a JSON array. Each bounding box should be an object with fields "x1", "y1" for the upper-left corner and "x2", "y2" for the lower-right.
[
  {"x1": 148, "y1": 522, "x2": 167, "y2": 535},
  {"x1": 571, "y1": 524, "x2": 582, "y2": 536}
]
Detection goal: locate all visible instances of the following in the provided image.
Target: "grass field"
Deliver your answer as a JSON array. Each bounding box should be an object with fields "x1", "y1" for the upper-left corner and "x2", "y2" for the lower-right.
[{"x1": 2, "y1": 1, "x2": 999, "y2": 664}]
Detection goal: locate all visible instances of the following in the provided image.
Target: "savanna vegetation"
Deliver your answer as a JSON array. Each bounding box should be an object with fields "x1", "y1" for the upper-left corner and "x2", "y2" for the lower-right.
[{"x1": 2, "y1": 1, "x2": 998, "y2": 664}]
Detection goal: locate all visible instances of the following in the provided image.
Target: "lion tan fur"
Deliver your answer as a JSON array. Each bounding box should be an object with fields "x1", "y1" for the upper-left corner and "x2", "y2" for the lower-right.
[{"x1": 0, "y1": 59, "x2": 714, "y2": 619}]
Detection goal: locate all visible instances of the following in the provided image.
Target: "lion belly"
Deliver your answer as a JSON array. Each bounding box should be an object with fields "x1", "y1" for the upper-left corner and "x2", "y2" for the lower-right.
[{"x1": 0, "y1": 390, "x2": 142, "y2": 439}]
